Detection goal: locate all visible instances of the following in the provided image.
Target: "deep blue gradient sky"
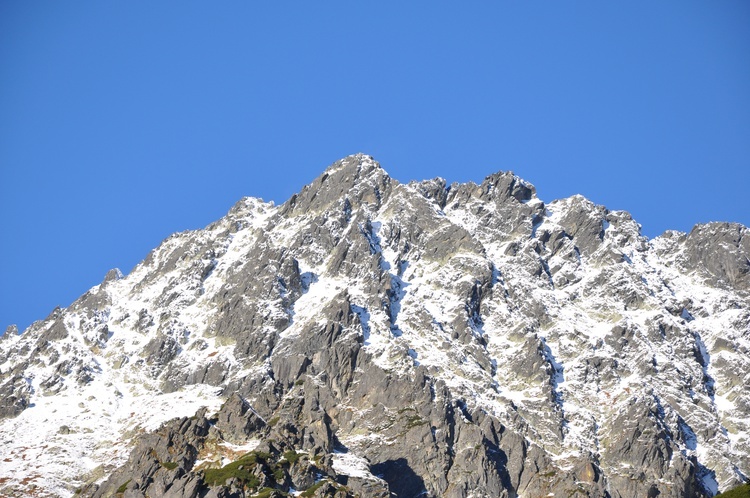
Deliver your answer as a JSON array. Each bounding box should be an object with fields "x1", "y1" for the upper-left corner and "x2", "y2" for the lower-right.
[{"x1": 2, "y1": 2, "x2": 749, "y2": 333}]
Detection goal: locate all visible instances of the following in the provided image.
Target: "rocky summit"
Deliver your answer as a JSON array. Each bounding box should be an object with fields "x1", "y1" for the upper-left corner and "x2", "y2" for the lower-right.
[{"x1": 1, "y1": 154, "x2": 749, "y2": 498}]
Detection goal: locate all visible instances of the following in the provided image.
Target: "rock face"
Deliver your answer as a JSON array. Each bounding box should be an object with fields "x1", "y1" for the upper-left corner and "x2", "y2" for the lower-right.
[{"x1": 0, "y1": 154, "x2": 749, "y2": 498}]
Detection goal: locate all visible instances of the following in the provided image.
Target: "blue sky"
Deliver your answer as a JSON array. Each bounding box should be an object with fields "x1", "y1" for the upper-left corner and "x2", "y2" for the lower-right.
[{"x1": 2, "y1": 2, "x2": 749, "y2": 333}]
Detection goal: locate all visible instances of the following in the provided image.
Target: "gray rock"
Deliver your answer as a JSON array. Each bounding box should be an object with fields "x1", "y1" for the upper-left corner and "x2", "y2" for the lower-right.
[
  {"x1": 556, "y1": 195, "x2": 608, "y2": 257},
  {"x1": 3, "y1": 155, "x2": 748, "y2": 498},
  {"x1": 82, "y1": 409, "x2": 212, "y2": 498},
  {"x1": 0, "y1": 374, "x2": 31, "y2": 419},
  {"x1": 2, "y1": 325, "x2": 18, "y2": 339},
  {"x1": 682, "y1": 222, "x2": 750, "y2": 290},
  {"x1": 215, "y1": 393, "x2": 265, "y2": 443},
  {"x1": 280, "y1": 154, "x2": 393, "y2": 217}
]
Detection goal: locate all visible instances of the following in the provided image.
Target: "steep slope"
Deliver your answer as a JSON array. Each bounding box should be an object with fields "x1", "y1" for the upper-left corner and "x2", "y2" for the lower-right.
[{"x1": 0, "y1": 154, "x2": 748, "y2": 498}]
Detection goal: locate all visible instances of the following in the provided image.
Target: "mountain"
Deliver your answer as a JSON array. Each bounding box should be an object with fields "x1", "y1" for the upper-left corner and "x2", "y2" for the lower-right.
[{"x1": 1, "y1": 154, "x2": 748, "y2": 498}]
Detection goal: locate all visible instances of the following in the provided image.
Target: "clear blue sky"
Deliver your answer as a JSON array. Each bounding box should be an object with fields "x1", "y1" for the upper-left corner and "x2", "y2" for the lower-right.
[{"x1": 2, "y1": 2, "x2": 749, "y2": 333}]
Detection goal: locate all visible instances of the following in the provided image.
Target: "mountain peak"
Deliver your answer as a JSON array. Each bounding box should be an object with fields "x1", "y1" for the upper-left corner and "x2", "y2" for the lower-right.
[
  {"x1": 480, "y1": 169, "x2": 538, "y2": 204},
  {"x1": 321, "y1": 153, "x2": 388, "y2": 184},
  {"x1": 281, "y1": 153, "x2": 393, "y2": 215},
  {"x1": 1, "y1": 155, "x2": 749, "y2": 498}
]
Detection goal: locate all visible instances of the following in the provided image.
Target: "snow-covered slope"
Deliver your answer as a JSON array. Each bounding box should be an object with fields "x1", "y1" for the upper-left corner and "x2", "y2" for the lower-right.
[{"x1": 1, "y1": 154, "x2": 748, "y2": 498}]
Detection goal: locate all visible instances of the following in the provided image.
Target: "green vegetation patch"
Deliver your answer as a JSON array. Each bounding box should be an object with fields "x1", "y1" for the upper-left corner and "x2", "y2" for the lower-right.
[
  {"x1": 719, "y1": 482, "x2": 750, "y2": 498},
  {"x1": 160, "y1": 461, "x2": 179, "y2": 470},
  {"x1": 301, "y1": 480, "x2": 327, "y2": 497},
  {"x1": 404, "y1": 414, "x2": 428, "y2": 429},
  {"x1": 253, "y1": 487, "x2": 287, "y2": 498},
  {"x1": 300, "y1": 480, "x2": 350, "y2": 496},
  {"x1": 395, "y1": 407, "x2": 427, "y2": 430},
  {"x1": 273, "y1": 466, "x2": 285, "y2": 482},
  {"x1": 282, "y1": 450, "x2": 301, "y2": 464},
  {"x1": 203, "y1": 451, "x2": 268, "y2": 487},
  {"x1": 116, "y1": 479, "x2": 131, "y2": 494}
]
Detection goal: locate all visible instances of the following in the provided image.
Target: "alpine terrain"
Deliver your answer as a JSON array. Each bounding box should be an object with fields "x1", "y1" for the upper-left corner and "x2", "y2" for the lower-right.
[{"x1": 1, "y1": 154, "x2": 748, "y2": 498}]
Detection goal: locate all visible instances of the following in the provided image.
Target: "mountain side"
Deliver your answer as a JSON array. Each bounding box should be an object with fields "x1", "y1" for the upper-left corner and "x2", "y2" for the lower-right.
[{"x1": 0, "y1": 154, "x2": 748, "y2": 498}]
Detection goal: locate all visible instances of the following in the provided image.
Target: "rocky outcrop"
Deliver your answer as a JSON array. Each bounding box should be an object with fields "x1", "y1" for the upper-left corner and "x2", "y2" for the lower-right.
[
  {"x1": 1, "y1": 154, "x2": 748, "y2": 497},
  {"x1": 682, "y1": 222, "x2": 750, "y2": 291},
  {"x1": 0, "y1": 373, "x2": 30, "y2": 418},
  {"x1": 87, "y1": 409, "x2": 212, "y2": 498}
]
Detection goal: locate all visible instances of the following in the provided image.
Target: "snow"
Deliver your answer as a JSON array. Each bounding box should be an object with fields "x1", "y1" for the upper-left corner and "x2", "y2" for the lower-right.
[
  {"x1": 331, "y1": 450, "x2": 384, "y2": 482},
  {"x1": 281, "y1": 270, "x2": 340, "y2": 338},
  {"x1": 0, "y1": 359, "x2": 223, "y2": 495},
  {"x1": 714, "y1": 394, "x2": 734, "y2": 412}
]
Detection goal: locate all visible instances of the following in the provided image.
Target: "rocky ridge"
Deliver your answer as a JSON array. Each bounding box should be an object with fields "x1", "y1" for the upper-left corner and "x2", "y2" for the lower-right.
[{"x1": 0, "y1": 154, "x2": 748, "y2": 497}]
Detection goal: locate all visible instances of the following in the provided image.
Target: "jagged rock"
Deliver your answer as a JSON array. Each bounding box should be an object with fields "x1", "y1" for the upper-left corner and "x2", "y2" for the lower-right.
[
  {"x1": 2, "y1": 324, "x2": 18, "y2": 339},
  {"x1": 0, "y1": 374, "x2": 31, "y2": 418},
  {"x1": 682, "y1": 222, "x2": 750, "y2": 290},
  {"x1": 82, "y1": 409, "x2": 212, "y2": 498},
  {"x1": 1, "y1": 154, "x2": 748, "y2": 497},
  {"x1": 280, "y1": 154, "x2": 392, "y2": 217},
  {"x1": 215, "y1": 393, "x2": 264, "y2": 443},
  {"x1": 555, "y1": 195, "x2": 608, "y2": 257},
  {"x1": 104, "y1": 268, "x2": 123, "y2": 283}
]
